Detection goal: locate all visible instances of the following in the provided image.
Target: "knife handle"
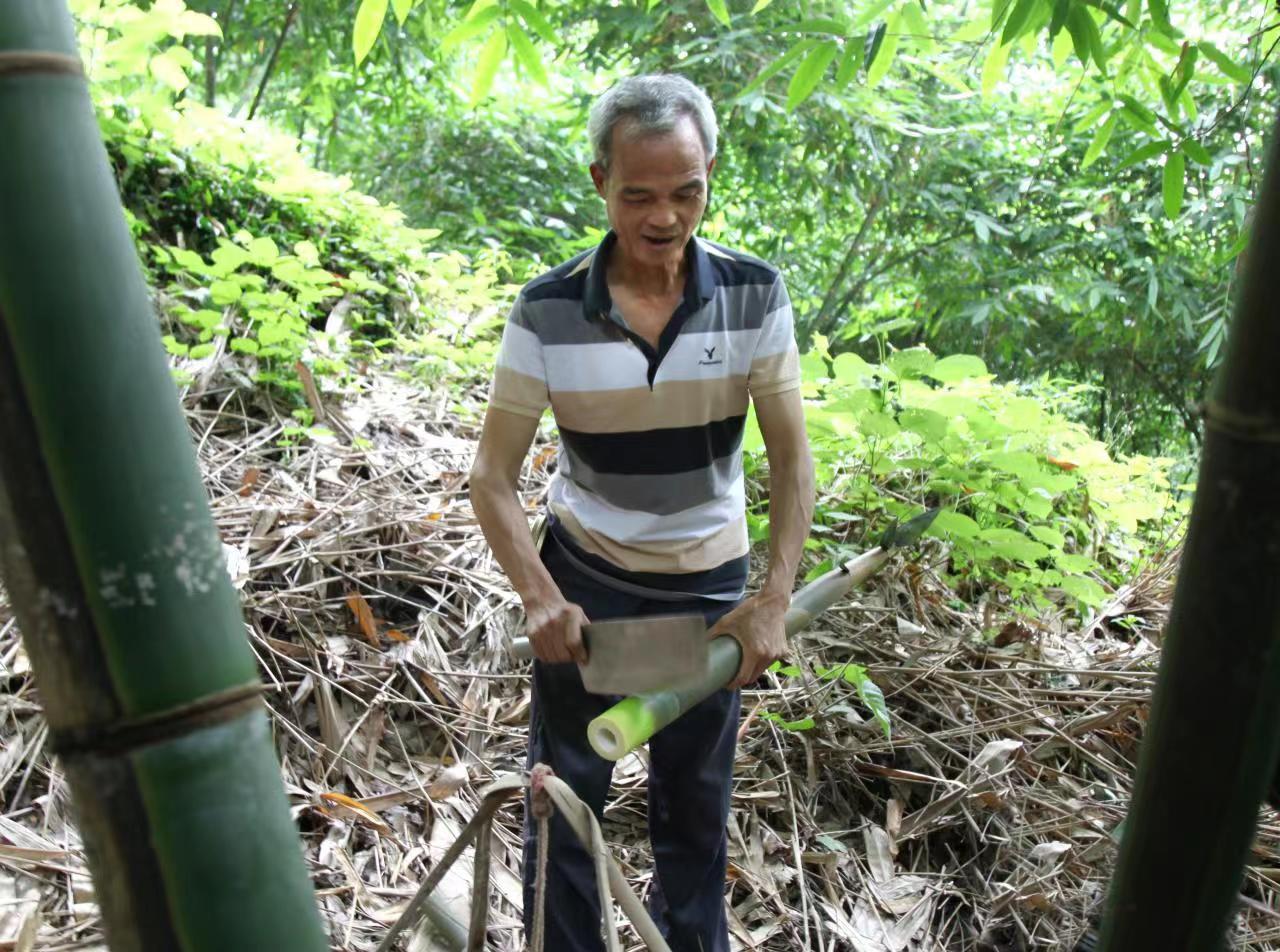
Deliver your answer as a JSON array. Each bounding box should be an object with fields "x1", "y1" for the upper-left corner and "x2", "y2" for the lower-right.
[{"x1": 511, "y1": 636, "x2": 533, "y2": 660}]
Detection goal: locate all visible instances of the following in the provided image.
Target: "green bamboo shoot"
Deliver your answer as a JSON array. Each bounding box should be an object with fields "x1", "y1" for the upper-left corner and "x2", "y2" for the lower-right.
[{"x1": 587, "y1": 545, "x2": 893, "y2": 759}]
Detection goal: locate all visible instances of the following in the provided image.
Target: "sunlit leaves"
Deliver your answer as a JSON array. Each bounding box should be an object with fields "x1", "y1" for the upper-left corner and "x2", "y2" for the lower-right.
[
  {"x1": 981, "y1": 36, "x2": 1011, "y2": 98},
  {"x1": 787, "y1": 40, "x2": 838, "y2": 109},
  {"x1": 509, "y1": 0, "x2": 557, "y2": 44},
  {"x1": 1081, "y1": 112, "x2": 1118, "y2": 168},
  {"x1": 928, "y1": 354, "x2": 988, "y2": 383},
  {"x1": 391, "y1": 0, "x2": 416, "y2": 26},
  {"x1": 1147, "y1": 0, "x2": 1174, "y2": 37},
  {"x1": 440, "y1": 7, "x2": 502, "y2": 52},
  {"x1": 471, "y1": 28, "x2": 508, "y2": 105},
  {"x1": 1000, "y1": 0, "x2": 1043, "y2": 47},
  {"x1": 507, "y1": 23, "x2": 547, "y2": 86},
  {"x1": 1197, "y1": 41, "x2": 1250, "y2": 83},
  {"x1": 353, "y1": 0, "x2": 388, "y2": 66}
]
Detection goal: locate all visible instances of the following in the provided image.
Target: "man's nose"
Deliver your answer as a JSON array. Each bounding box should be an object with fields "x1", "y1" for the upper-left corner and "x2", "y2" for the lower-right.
[{"x1": 648, "y1": 203, "x2": 678, "y2": 229}]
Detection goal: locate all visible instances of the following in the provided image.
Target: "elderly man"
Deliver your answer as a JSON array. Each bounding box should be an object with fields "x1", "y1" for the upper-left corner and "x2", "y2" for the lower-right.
[{"x1": 469, "y1": 74, "x2": 814, "y2": 951}]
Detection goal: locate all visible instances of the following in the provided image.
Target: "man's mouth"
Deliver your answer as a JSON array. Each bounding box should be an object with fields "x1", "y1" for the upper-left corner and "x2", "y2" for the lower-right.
[{"x1": 643, "y1": 235, "x2": 678, "y2": 248}]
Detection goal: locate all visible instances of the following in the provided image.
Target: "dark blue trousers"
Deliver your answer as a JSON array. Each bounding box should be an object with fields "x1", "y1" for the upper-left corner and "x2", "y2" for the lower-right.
[{"x1": 522, "y1": 536, "x2": 741, "y2": 952}]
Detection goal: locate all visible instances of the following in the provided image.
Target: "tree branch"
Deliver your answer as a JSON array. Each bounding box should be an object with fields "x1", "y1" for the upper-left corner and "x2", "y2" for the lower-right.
[{"x1": 246, "y1": 2, "x2": 298, "y2": 122}]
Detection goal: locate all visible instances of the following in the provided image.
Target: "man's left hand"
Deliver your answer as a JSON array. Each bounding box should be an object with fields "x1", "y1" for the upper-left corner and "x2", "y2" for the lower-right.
[{"x1": 708, "y1": 591, "x2": 789, "y2": 689}]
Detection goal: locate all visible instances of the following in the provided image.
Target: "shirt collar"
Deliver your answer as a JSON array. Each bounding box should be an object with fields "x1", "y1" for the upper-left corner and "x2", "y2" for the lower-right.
[{"x1": 582, "y1": 231, "x2": 716, "y2": 321}]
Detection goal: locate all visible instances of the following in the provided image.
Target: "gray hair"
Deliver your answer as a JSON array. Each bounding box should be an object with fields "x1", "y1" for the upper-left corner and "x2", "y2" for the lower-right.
[{"x1": 587, "y1": 74, "x2": 718, "y2": 170}]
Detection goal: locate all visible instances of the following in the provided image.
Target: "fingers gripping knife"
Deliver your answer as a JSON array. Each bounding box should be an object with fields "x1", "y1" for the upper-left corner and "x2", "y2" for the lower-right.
[{"x1": 510, "y1": 613, "x2": 709, "y2": 696}]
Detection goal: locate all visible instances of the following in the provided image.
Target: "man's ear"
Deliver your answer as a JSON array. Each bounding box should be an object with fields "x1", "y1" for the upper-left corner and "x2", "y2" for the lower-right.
[{"x1": 590, "y1": 162, "x2": 607, "y2": 198}]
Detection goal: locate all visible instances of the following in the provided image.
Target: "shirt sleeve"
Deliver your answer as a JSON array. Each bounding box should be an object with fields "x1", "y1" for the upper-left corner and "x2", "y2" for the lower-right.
[
  {"x1": 489, "y1": 294, "x2": 550, "y2": 419},
  {"x1": 747, "y1": 274, "x2": 801, "y2": 398}
]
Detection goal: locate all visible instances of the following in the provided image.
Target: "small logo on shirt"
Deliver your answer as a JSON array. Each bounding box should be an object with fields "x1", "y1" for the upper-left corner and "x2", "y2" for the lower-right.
[{"x1": 698, "y1": 345, "x2": 723, "y2": 367}]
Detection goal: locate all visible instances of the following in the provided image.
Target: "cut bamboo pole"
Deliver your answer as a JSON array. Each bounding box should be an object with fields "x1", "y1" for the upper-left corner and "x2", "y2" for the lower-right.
[{"x1": 0, "y1": 4, "x2": 327, "y2": 949}]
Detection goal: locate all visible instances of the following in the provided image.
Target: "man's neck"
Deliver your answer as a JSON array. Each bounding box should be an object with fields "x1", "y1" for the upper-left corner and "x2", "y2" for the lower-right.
[{"x1": 608, "y1": 248, "x2": 686, "y2": 300}]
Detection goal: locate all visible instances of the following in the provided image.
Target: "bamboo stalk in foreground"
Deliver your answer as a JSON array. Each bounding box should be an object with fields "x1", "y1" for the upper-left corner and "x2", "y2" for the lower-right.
[
  {"x1": 0, "y1": 5, "x2": 327, "y2": 949},
  {"x1": 1096, "y1": 106, "x2": 1280, "y2": 951}
]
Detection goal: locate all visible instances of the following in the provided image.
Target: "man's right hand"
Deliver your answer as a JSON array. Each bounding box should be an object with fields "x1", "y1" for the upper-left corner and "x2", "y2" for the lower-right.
[{"x1": 524, "y1": 596, "x2": 590, "y2": 664}]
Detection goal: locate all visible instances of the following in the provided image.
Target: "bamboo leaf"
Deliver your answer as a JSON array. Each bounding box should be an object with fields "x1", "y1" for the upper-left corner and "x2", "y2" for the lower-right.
[
  {"x1": 1051, "y1": 22, "x2": 1073, "y2": 66},
  {"x1": 506, "y1": 23, "x2": 547, "y2": 86},
  {"x1": 1162, "y1": 152, "x2": 1186, "y2": 218},
  {"x1": 1180, "y1": 138, "x2": 1211, "y2": 167},
  {"x1": 1147, "y1": 0, "x2": 1175, "y2": 35},
  {"x1": 866, "y1": 12, "x2": 901, "y2": 87},
  {"x1": 1169, "y1": 44, "x2": 1198, "y2": 101},
  {"x1": 1084, "y1": 9, "x2": 1108, "y2": 71},
  {"x1": 1065, "y1": 5, "x2": 1097, "y2": 70},
  {"x1": 1117, "y1": 93, "x2": 1155, "y2": 126},
  {"x1": 787, "y1": 40, "x2": 839, "y2": 109},
  {"x1": 1048, "y1": 0, "x2": 1069, "y2": 37},
  {"x1": 1081, "y1": 112, "x2": 1118, "y2": 168},
  {"x1": 470, "y1": 28, "x2": 507, "y2": 105},
  {"x1": 1198, "y1": 41, "x2": 1251, "y2": 83},
  {"x1": 851, "y1": 0, "x2": 895, "y2": 29},
  {"x1": 706, "y1": 0, "x2": 731, "y2": 27},
  {"x1": 392, "y1": 0, "x2": 415, "y2": 25},
  {"x1": 1072, "y1": 99, "x2": 1110, "y2": 133},
  {"x1": 834, "y1": 42, "x2": 860, "y2": 88},
  {"x1": 353, "y1": 0, "x2": 389, "y2": 66},
  {"x1": 1000, "y1": 0, "x2": 1042, "y2": 47},
  {"x1": 900, "y1": 1, "x2": 933, "y2": 53},
  {"x1": 981, "y1": 35, "x2": 1012, "y2": 99},
  {"x1": 789, "y1": 17, "x2": 851, "y2": 35},
  {"x1": 863, "y1": 21, "x2": 887, "y2": 73},
  {"x1": 440, "y1": 6, "x2": 502, "y2": 52},
  {"x1": 1116, "y1": 139, "x2": 1169, "y2": 170},
  {"x1": 751, "y1": 0, "x2": 775, "y2": 11},
  {"x1": 740, "y1": 39, "x2": 815, "y2": 97},
  {"x1": 509, "y1": 0, "x2": 558, "y2": 44}
]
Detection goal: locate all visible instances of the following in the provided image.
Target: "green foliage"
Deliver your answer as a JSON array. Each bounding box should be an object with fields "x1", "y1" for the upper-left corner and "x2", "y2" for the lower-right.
[
  {"x1": 746, "y1": 336, "x2": 1180, "y2": 615},
  {"x1": 75, "y1": 0, "x2": 510, "y2": 409}
]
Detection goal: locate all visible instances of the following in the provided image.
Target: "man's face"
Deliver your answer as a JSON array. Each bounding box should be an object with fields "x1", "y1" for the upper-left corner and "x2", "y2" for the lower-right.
[{"x1": 590, "y1": 115, "x2": 715, "y2": 273}]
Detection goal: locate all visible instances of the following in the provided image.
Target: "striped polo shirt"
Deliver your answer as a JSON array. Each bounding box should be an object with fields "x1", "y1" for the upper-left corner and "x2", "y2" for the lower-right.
[{"x1": 490, "y1": 231, "x2": 800, "y2": 592}]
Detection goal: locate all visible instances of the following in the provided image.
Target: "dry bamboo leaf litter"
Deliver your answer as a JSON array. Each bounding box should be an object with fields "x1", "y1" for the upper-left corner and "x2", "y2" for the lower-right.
[{"x1": 0, "y1": 361, "x2": 1276, "y2": 951}]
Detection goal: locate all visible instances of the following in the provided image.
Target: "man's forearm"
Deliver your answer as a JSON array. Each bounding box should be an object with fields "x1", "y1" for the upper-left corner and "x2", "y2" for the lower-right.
[
  {"x1": 471, "y1": 476, "x2": 560, "y2": 607},
  {"x1": 760, "y1": 446, "x2": 816, "y2": 602}
]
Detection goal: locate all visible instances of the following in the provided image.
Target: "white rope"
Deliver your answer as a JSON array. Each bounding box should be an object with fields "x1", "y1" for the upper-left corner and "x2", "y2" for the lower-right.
[{"x1": 540, "y1": 772, "x2": 671, "y2": 952}]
